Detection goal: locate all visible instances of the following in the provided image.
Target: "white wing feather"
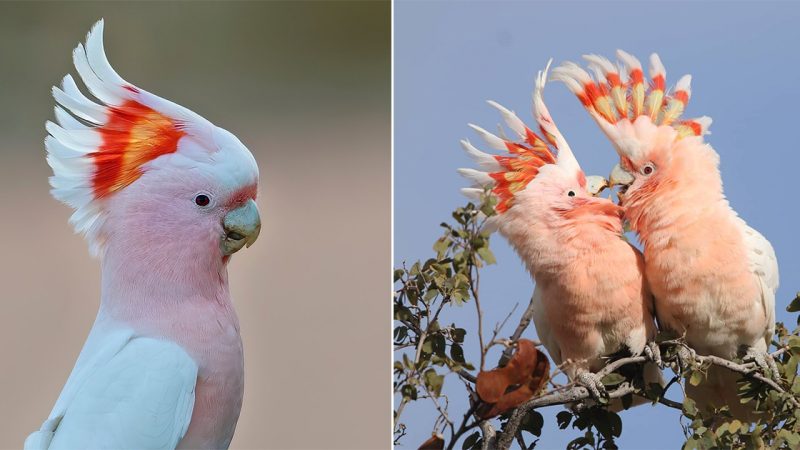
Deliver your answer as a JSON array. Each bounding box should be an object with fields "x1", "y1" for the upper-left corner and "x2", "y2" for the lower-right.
[
  {"x1": 25, "y1": 331, "x2": 197, "y2": 450},
  {"x1": 738, "y1": 219, "x2": 779, "y2": 344},
  {"x1": 530, "y1": 286, "x2": 560, "y2": 365}
]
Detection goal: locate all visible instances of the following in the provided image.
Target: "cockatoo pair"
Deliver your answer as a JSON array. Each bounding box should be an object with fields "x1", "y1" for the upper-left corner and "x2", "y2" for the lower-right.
[
  {"x1": 460, "y1": 51, "x2": 778, "y2": 419},
  {"x1": 25, "y1": 20, "x2": 260, "y2": 449}
]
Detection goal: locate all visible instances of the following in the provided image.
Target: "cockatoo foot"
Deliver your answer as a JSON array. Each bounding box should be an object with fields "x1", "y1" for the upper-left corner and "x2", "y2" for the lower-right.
[
  {"x1": 675, "y1": 346, "x2": 697, "y2": 373},
  {"x1": 644, "y1": 342, "x2": 663, "y2": 368},
  {"x1": 576, "y1": 371, "x2": 607, "y2": 401},
  {"x1": 744, "y1": 348, "x2": 780, "y2": 380}
]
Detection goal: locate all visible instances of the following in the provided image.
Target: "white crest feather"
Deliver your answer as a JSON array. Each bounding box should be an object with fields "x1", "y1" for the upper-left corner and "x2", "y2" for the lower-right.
[
  {"x1": 675, "y1": 74, "x2": 692, "y2": 95},
  {"x1": 534, "y1": 60, "x2": 581, "y2": 175},
  {"x1": 486, "y1": 100, "x2": 527, "y2": 139},
  {"x1": 47, "y1": 19, "x2": 230, "y2": 257},
  {"x1": 649, "y1": 53, "x2": 666, "y2": 79},
  {"x1": 460, "y1": 140, "x2": 501, "y2": 171},
  {"x1": 467, "y1": 123, "x2": 507, "y2": 151},
  {"x1": 616, "y1": 49, "x2": 642, "y2": 71},
  {"x1": 457, "y1": 168, "x2": 494, "y2": 187}
]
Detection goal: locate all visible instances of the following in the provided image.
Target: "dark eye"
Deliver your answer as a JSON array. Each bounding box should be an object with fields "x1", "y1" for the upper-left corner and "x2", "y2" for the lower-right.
[
  {"x1": 642, "y1": 164, "x2": 655, "y2": 175},
  {"x1": 194, "y1": 194, "x2": 210, "y2": 206},
  {"x1": 567, "y1": 191, "x2": 576, "y2": 197}
]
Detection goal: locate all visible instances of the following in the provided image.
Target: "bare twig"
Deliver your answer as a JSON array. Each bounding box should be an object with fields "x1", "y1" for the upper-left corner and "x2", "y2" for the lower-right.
[
  {"x1": 446, "y1": 400, "x2": 480, "y2": 450},
  {"x1": 693, "y1": 353, "x2": 800, "y2": 408},
  {"x1": 500, "y1": 292, "x2": 538, "y2": 366},
  {"x1": 469, "y1": 262, "x2": 486, "y2": 372},
  {"x1": 478, "y1": 422, "x2": 496, "y2": 450},
  {"x1": 515, "y1": 431, "x2": 528, "y2": 449},
  {"x1": 426, "y1": 392, "x2": 454, "y2": 438},
  {"x1": 484, "y1": 304, "x2": 518, "y2": 354}
]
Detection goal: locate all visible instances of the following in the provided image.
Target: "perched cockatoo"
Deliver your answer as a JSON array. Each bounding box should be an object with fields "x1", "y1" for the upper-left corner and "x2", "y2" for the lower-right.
[
  {"x1": 552, "y1": 51, "x2": 779, "y2": 419},
  {"x1": 25, "y1": 20, "x2": 260, "y2": 449},
  {"x1": 458, "y1": 63, "x2": 661, "y2": 401}
]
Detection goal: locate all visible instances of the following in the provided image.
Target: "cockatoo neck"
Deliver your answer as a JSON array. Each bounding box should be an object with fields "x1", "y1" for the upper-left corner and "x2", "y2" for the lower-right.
[
  {"x1": 499, "y1": 201, "x2": 624, "y2": 279},
  {"x1": 97, "y1": 233, "x2": 231, "y2": 324},
  {"x1": 624, "y1": 139, "x2": 724, "y2": 246}
]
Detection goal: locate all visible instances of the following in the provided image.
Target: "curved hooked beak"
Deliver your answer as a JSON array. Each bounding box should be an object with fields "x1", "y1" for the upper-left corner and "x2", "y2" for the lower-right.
[
  {"x1": 609, "y1": 164, "x2": 635, "y2": 194},
  {"x1": 221, "y1": 199, "x2": 261, "y2": 256},
  {"x1": 585, "y1": 175, "x2": 609, "y2": 197}
]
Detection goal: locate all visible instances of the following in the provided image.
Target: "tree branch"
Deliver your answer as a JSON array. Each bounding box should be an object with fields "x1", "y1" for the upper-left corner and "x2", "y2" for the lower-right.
[
  {"x1": 499, "y1": 293, "x2": 538, "y2": 367},
  {"x1": 494, "y1": 343, "x2": 800, "y2": 450}
]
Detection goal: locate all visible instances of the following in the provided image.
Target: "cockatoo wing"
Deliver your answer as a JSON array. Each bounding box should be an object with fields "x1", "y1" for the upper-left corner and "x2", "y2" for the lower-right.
[
  {"x1": 25, "y1": 333, "x2": 197, "y2": 450},
  {"x1": 530, "y1": 285, "x2": 561, "y2": 366},
  {"x1": 738, "y1": 220, "x2": 779, "y2": 346}
]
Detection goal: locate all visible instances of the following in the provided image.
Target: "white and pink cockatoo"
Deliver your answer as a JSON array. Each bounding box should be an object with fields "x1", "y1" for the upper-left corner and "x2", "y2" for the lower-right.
[
  {"x1": 458, "y1": 63, "x2": 662, "y2": 401},
  {"x1": 552, "y1": 51, "x2": 779, "y2": 419},
  {"x1": 25, "y1": 20, "x2": 260, "y2": 449}
]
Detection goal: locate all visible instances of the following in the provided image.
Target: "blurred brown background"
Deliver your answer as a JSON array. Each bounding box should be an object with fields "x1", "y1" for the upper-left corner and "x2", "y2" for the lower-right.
[{"x1": 0, "y1": 2, "x2": 389, "y2": 449}]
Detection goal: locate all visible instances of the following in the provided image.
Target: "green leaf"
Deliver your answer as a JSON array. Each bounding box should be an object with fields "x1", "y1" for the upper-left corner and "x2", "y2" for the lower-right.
[
  {"x1": 393, "y1": 326, "x2": 408, "y2": 343},
  {"x1": 601, "y1": 373, "x2": 625, "y2": 387},
  {"x1": 683, "y1": 398, "x2": 698, "y2": 418},
  {"x1": 450, "y1": 343, "x2": 465, "y2": 363},
  {"x1": 784, "y1": 430, "x2": 800, "y2": 446},
  {"x1": 621, "y1": 393, "x2": 633, "y2": 410},
  {"x1": 788, "y1": 293, "x2": 800, "y2": 312},
  {"x1": 519, "y1": 411, "x2": 544, "y2": 437},
  {"x1": 682, "y1": 436, "x2": 698, "y2": 450},
  {"x1": 407, "y1": 287, "x2": 418, "y2": 306},
  {"x1": 479, "y1": 201, "x2": 496, "y2": 218},
  {"x1": 423, "y1": 368, "x2": 445, "y2": 397},
  {"x1": 433, "y1": 237, "x2": 451, "y2": 258},
  {"x1": 393, "y1": 268, "x2": 404, "y2": 282},
  {"x1": 689, "y1": 370, "x2": 704, "y2": 387},
  {"x1": 431, "y1": 334, "x2": 447, "y2": 357},
  {"x1": 393, "y1": 304, "x2": 412, "y2": 321},
  {"x1": 556, "y1": 410, "x2": 573, "y2": 429},
  {"x1": 423, "y1": 288, "x2": 439, "y2": 302},
  {"x1": 462, "y1": 431, "x2": 481, "y2": 450},
  {"x1": 401, "y1": 384, "x2": 417, "y2": 401},
  {"x1": 476, "y1": 247, "x2": 496, "y2": 265},
  {"x1": 788, "y1": 336, "x2": 800, "y2": 357}
]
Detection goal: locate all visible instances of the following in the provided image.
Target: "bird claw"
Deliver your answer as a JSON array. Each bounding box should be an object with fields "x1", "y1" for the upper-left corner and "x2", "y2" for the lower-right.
[
  {"x1": 676, "y1": 346, "x2": 697, "y2": 373},
  {"x1": 577, "y1": 371, "x2": 607, "y2": 402},
  {"x1": 644, "y1": 342, "x2": 663, "y2": 368},
  {"x1": 744, "y1": 348, "x2": 780, "y2": 380}
]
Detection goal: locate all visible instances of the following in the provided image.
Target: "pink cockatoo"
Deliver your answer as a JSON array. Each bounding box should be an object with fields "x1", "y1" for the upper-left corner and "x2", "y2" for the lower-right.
[
  {"x1": 25, "y1": 20, "x2": 260, "y2": 449},
  {"x1": 552, "y1": 51, "x2": 779, "y2": 419},
  {"x1": 458, "y1": 64, "x2": 662, "y2": 401}
]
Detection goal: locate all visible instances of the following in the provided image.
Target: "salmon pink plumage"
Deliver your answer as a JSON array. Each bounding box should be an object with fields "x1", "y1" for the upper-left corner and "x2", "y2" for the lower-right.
[
  {"x1": 553, "y1": 50, "x2": 779, "y2": 420},
  {"x1": 459, "y1": 64, "x2": 662, "y2": 402}
]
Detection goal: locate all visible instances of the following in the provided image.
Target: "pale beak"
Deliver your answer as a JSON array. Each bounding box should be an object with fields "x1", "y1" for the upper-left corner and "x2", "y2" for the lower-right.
[
  {"x1": 221, "y1": 199, "x2": 261, "y2": 256},
  {"x1": 609, "y1": 164, "x2": 634, "y2": 188},
  {"x1": 585, "y1": 175, "x2": 609, "y2": 197}
]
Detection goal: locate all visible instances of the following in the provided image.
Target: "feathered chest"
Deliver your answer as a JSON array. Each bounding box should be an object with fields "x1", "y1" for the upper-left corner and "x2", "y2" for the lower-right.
[{"x1": 177, "y1": 313, "x2": 244, "y2": 449}]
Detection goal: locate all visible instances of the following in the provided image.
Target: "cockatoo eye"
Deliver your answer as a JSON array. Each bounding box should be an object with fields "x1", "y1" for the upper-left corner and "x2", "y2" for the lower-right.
[
  {"x1": 641, "y1": 163, "x2": 655, "y2": 176},
  {"x1": 194, "y1": 194, "x2": 211, "y2": 207},
  {"x1": 567, "y1": 190, "x2": 576, "y2": 197}
]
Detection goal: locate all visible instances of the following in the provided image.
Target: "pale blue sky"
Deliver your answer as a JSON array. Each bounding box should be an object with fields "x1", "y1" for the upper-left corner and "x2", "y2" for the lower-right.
[{"x1": 394, "y1": 1, "x2": 800, "y2": 448}]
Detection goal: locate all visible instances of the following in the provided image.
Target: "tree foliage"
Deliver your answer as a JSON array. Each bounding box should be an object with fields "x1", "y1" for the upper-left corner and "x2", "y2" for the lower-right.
[{"x1": 393, "y1": 198, "x2": 800, "y2": 450}]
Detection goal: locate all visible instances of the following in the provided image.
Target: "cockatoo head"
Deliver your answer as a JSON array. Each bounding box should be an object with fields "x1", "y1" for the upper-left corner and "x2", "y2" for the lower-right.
[
  {"x1": 551, "y1": 51, "x2": 713, "y2": 214},
  {"x1": 458, "y1": 62, "x2": 622, "y2": 231},
  {"x1": 46, "y1": 20, "x2": 260, "y2": 261}
]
